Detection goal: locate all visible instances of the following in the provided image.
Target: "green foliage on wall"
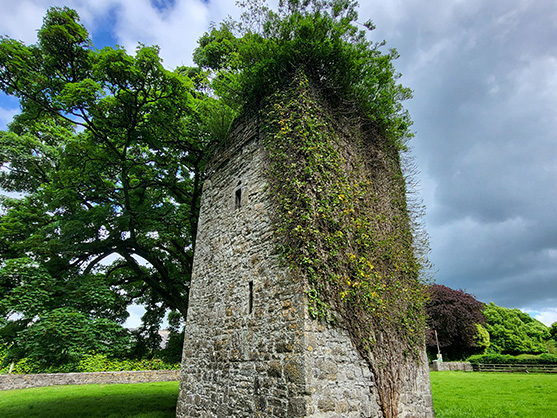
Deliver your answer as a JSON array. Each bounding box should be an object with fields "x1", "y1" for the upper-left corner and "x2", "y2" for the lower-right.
[
  {"x1": 194, "y1": 0, "x2": 413, "y2": 148},
  {"x1": 262, "y1": 71, "x2": 425, "y2": 418}
]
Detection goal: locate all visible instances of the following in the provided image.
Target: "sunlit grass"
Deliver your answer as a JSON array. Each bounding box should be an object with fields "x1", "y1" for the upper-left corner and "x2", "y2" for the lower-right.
[
  {"x1": 3, "y1": 373, "x2": 557, "y2": 418},
  {"x1": 430, "y1": 371, "x2": 557, "y2": 418},
  {"x1": 0, "y1": 381, "x2": 179, "y2": 418}
]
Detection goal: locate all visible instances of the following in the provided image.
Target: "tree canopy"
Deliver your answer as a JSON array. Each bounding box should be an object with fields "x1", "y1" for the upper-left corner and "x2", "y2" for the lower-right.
[
  {"x1": 483, "y1": 302, "x2": 550, "y2": 355},
  {"x1": 0, "y1": 257, "x2": 130, "y2": 367},
  {"x1": 550, "y1": 322, "x2": 557, "y2": 342},
  {"x1": 194, "y1": 0, "x2": 413, "y2": 145},
  {"x1": 425, "y1": 284, "x2": 488, "y2": 360},
  {"x1": 425, "y1": 284, "x2": 554, "y2": 360},
  {"x1": 0, "y1": 6, "x2": 236, "y2": 364}
]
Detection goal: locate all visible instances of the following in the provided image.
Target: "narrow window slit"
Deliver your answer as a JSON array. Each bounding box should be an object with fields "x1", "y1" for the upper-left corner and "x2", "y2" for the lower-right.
[
  {"x1": 235, "y1": 188, "x2": 242, "y2": 209},
  {"x1": 248, "y1": 281, "x2": 254, "y2": 314}
]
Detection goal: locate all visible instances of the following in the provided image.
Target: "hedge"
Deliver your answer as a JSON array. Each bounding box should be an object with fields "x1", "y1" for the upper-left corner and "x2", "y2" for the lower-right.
[
  {"x1": 467, "y1": 353, "x2": 557, "y2": 365},
  {"x1": 0, "y1": 354, "x2": 180, "y2": 375}
]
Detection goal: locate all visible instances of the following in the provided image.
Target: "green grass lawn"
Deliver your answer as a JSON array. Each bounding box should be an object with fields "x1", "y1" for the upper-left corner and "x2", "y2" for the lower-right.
[
  {"x1": 2, "y1": 373, "x2": 556, "y2": 418},
  {"x1": 0, "y1": 381, "x2": 180, "y2": 418},
  {"x1": 430, "y1": 371, "x2": 557, "y2": 418}
]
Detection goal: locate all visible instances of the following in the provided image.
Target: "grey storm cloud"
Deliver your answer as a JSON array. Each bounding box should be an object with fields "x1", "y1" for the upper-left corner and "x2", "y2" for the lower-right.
[{"x1": 359, "y1": 0, "x2": 557, "y2": 317}]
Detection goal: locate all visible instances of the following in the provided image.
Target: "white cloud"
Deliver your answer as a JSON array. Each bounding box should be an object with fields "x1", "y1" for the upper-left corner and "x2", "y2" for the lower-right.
[
  {"x1": 0, "y1": 0, "x2": 239, "y2": 69},
  {"x1": 0, "y1": 106, "x2": 19, "y2": 130},
  {"x1": 531, "y1": 309, "x2": 557, "y2": 327},
  {"x1": 110, "y1": 0, "x2": 211, "y2": 68},
  {"x1": 0, "y1": 1, "x2": 47, "y2": 43},
  {"x1": 124, "y1": 304, "x2": 145, "y2": 328},
  {"x1": 77, "y1": 0, "x2": 240, "y2": 69},
  {"x1": 0, "y1": 0, "x2": 111, "y2": 44}
]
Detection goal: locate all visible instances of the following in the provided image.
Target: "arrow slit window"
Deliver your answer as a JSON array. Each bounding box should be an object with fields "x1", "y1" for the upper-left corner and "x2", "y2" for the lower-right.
[{"x1": 235, "y1": 181, "x2": 242, "y2": 209}]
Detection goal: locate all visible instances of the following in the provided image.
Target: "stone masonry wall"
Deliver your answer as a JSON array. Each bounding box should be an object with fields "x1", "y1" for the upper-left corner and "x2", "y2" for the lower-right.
[
  {"x1": 177, "y1": 120, "x2": 434, "y2": 417},
  {"x1": 430, "y1": 361, "x2": 473, "y2": 372},
  {"x1": 0, "y1": 370, "x2": 179, "y2": 391},
  {"x1": 178, "y1": 122, "x2": 310, "y2": 417},
  {"x1": 303, "y1": 320, "x2": 382, "y2": 417}
]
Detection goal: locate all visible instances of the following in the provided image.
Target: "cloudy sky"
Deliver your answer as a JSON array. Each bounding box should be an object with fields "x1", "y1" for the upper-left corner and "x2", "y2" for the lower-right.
[{"x1": 1, "y1": 0, "x2": 556, "y2": 326}]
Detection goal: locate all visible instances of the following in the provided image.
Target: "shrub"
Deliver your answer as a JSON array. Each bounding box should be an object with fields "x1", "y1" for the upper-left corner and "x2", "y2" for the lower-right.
[
  {"x1": 76, "y1": 354, "x2": 180, "y2": 372},
  {"x1": 483, "y1": 303, "x2": 549, "y2": 355},
  {"x1": 539, "y1": 353, "x2": 557, "y2": 364},
  {"x1": 546, "y1": 340, "x2": 557, "y2": 355},
  {"x1": 0, "y1": 353, "x2": 180, "y2": 374},
  {"x1": 467, "y1": 353, "x2": 557, "y2": 365}
]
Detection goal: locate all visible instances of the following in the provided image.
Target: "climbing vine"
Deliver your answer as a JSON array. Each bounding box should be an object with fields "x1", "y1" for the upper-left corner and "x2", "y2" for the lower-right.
[{"x1": 262, "y1": 73, "x2": 427, "y2": 418}]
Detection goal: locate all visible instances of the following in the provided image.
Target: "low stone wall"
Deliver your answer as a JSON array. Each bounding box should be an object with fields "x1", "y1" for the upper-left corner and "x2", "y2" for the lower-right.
[
  {"x1": 430, "y1": 361, "x2": 473, "y2": 372},
  {"x1": 0, "y1": 369, "x2": 180, "y2": 391}
]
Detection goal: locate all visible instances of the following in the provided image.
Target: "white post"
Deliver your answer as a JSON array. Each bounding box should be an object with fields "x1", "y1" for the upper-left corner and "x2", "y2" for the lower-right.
[{"x1": 434, "y1": 330, "x2": 442, "y2": 362}]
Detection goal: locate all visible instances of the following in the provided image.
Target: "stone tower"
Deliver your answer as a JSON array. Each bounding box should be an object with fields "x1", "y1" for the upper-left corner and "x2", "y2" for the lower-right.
[{"x1": 176, "y1": 112, "x2": 434, "y2": 416}]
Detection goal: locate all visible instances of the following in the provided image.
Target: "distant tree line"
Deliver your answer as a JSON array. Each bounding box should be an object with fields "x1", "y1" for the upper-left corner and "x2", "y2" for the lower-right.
[{"x1": 425, "y1": 284, "x2": 556, "y2": 361}]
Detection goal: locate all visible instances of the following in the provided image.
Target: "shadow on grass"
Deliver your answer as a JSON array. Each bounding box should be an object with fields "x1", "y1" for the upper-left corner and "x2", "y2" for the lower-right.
[{"x1": 0, "y1": 382, "x2": 180, "y2": 418}]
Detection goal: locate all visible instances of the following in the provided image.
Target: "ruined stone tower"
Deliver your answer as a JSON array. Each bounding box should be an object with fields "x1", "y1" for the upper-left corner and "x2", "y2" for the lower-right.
[{"x1": 177, "y1": 84, "x2": 434, "y2": 417}]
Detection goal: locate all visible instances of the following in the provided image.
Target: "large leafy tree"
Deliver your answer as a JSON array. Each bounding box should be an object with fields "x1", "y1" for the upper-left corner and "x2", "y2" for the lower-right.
[
  {"x1": 0, "y1": 7, "x2": 229, "y2": 363},
  {"x1": 483, "y1": 302, "x2": 550, "y2": 355},
  {"x1": 0, "y1": 258, "x2": 130, "y2": 368},
  {"x1": 425, "y1": 284, "x2": 488, "y2": 360}
]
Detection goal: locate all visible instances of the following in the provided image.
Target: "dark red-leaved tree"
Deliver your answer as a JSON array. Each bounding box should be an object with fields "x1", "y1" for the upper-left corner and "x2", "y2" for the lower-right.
[{"x1": 426, "y1": 284, "x2": 486, "y2": 360}]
